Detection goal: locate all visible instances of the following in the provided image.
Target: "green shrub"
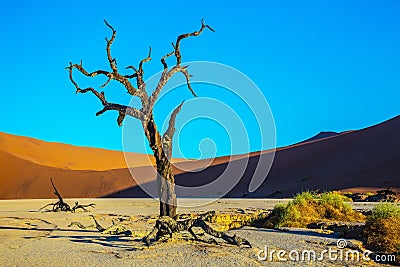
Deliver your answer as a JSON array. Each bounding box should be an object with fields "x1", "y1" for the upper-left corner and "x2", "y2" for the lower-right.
[
  {"x1": 320, "y1": 191, "x2": 352, "y2": 209},
  {"x1": 293, "y1": 191, "x2": 315, "y2": 205},
  {"x1": 364, "y1": 203, "x2": 400, "y2": 263},
  {"x1": 367, "y1": 202, "x2": 400, "y2": 220},
  {"x1": 268, "y1": 191, "x2": 364, "y2": 228}
]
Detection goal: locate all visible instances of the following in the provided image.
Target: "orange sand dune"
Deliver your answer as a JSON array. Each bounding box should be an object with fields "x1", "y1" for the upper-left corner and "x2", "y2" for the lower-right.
[
  {"x1": 1, "y1": 115, "x2": 399, "y2": 199},
  {"x1": 0, "y1": 132, "x2": 155, "y2": 170},
  {"x1": 0, "y1": 148, "x2": 141, "y2": 199},
  {"x1": 171, "y1": 115, "x2": 400, "y2": 197},
  {"x1": 110, "y1": 115, "x2": 400, "y2": 198}
]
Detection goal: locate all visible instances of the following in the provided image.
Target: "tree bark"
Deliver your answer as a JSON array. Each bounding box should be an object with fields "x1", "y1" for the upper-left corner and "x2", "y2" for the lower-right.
[
  {"x1": 157, "y1": 160, "x2": 177, "y2": 218},
  {"x1": 144, "y1": 116, "x2": 177, "y2": 218}
]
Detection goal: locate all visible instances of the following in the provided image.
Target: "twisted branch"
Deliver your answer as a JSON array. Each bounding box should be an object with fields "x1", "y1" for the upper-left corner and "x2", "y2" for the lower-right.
[
  {"x1": 161, "y1": 50, "x2": 174, "y2": 70},
  {"x1": 177, "y1": 65, "x2": 197, "y2": 97},
  {"x1": 51, "y1": 178, "x2": 64, "y2": 203},
  {"x1": 68, "y1": 19, "x2": 212, "y2": 131},
  {"x1": 123, "y1": 47, "x2": 152, "y2": 111},
  {"x1": 138, "y1": 47, "x2": 152, "y2": 75},
  {"x1": 148, "y1": 65, "x2": 197, "y2": 111},
  {"x1": 174, "y1": 19, "x2": 215, "y2": 66},
  {"x1": 68, "y1": 61, "x2": 138, "y2": 96},
  {"x1": 147, "y1": 20, "x2": 212, "y2": 112},
  {"x1": 162, "y1": 101, "x2": 184, "y2": 158},
  {"x1": 124, "y1": 66, "x2": 138, "y2": 79},
  {"x1": 104, "y1": 20, "x2": 118, "y2": 72},
  {"x1": 67, "y1": 63, "x2": 146, "y2": 125},
  {"x1": 69, "y1": 20, "x2": 151, "y2": 106}
]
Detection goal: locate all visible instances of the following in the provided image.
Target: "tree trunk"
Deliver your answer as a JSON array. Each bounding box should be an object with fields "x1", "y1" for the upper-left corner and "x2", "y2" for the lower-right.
[
  {"x1": 145, "y1": 116, "x2": 177, "y2": 218},
  {"x1": 157, "y1": 160, "x2": 177, "y2": 218}
]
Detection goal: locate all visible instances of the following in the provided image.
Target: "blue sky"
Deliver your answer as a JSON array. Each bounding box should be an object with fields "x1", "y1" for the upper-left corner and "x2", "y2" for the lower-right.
[{"x1": 0, "y1": 1, "x2": 399, "y2": 158}]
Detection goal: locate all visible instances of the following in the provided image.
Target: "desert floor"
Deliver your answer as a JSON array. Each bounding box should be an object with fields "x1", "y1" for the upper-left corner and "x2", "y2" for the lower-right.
[{"x1": 0, "y1": 198, "x2": 390, "y2": 266}]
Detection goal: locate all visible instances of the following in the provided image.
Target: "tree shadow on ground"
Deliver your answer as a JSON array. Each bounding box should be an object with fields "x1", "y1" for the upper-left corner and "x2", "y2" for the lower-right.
[
  {"x1": 0, "y1": 225, "x2": 97, "y2": 233},
  {"x1": 0, "y1": 224, "x2": 143, "y2": 250},
  {"x1": 48, "y1": 234, "x2": 142, "y2": 250}
]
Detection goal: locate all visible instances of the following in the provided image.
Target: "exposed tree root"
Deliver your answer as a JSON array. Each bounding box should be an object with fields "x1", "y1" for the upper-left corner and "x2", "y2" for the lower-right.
[
  {"x1": 144, "y1": 211, "x2": 252, "y2": 247},
  {"x1": 90, "y1": 215, "x2": 132, "y2": 236},
  {"x1": 68, "y1": 221, "x2": 93, "y2": 229},
  {"x1": 68, "y1": 211, "x2": 270, "y2": 248},
  {"x1": 90, "y1": 215, "x2": 106, "y2": 232},
  {"x1": 72, "y1": 202, "x2": 96, "y2": 212},
  {"x1": 39, "y1": 178, "x2": 95, "y2": 212},
  {"x1": 68, "y1": 215, "x2": 132, "y2": 236}
]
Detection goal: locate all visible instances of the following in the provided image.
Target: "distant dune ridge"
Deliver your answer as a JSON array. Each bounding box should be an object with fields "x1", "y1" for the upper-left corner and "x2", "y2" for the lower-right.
[
  {"x1": 295, "y1": 131, "x2": 350, "y2": 144},
  {"x1": 0, "y1": 115, "x2": 399, "y2": 199}
]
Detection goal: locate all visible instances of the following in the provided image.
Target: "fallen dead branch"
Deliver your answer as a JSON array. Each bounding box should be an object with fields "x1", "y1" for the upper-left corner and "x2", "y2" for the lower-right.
[
  {"x1": 39, "y1": 178, "x2": 95, "y2": 212},
  {"x1": 71, "y1": 202, "x2": 96, "y2": 212},
  {"x1": 68, "y1": 215, "x2": 132, "y2": 236}
]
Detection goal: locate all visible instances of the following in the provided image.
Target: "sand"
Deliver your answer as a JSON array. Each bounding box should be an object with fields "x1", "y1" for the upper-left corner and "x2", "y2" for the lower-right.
[{"x1": 0, "y1": 198, "x2": 392, "y2": 267}]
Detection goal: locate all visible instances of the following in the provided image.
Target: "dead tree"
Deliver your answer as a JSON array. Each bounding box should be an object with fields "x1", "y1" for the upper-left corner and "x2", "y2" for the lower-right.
[
  {"x1": 40, "y1": 178, "x2": 95, "y2": 212},
  {"x1": 40, "y1": 178, "x2": 71, "y2": 212},
  {"x1": 67, "y1": 20, "x2": 214, "y2": 217}
]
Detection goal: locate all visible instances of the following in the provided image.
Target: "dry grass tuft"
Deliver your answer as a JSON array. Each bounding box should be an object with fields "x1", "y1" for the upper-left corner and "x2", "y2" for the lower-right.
[
  {"x1": 266, "y1": 191, "x2": 365, "y2": 228},
  {"x1": 364, "y1": 203, "x2": 400, "y2": 263}
]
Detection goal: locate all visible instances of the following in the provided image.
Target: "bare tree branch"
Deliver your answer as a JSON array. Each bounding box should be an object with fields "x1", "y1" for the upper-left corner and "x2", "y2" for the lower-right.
[
  {"x1": 70, "y1": 20, "x2": 148, "y2": 105},
  {"x1": 163, "y1": 101, "x2": 184, "y2": 141},
  {"x1": 177, "y1": 65, "x2": 197, "y2": 97},
  {"x1": 124, "y1": 65, "x2": 138, "y2": 79},
  {"x1": 67, "y1": 20, "x2": 153, "y2": 114},
  {"x1": 67, "y1": 63, "x2": 146, "y2": 125},
  {"x1": 148, "y1": 65, "x2": 197, "y2": 111},
  {"x1": 125, "y1": 65, "x2": 138, "y2": 72},
  {"x1": 68, "y1": 62, "x2": 139, "y2": 96},
  {"x1": 135, "y1": 47, "x2": 152, "y2": 111},
  {"x1": 124, "y1": 46, "x2": 151, "y2": 87},
  {"x1": 138, "y1": 47, "x2": 152, "y2": 76},
  {"x1": 161, "y1": 50, "x2": 174, "y2": 70},
  {"x1": 104, "y1": 19, "x2": 118, "y2": 72},
  {"x1": 100, "y1": 76, "x2": 112, "y2": 88},
  {"x1": 147, "y1": 20, "x2": 213, "y2": 112},
  {"x1": 51, "y1": 178, "x2": 64, "y2": 203},
  {"x1": 162, "y1": 101, "x2": 184, "y2": 158},
  {"x1": 174, "y1": 19, "x2": 215, "y2": 66}
]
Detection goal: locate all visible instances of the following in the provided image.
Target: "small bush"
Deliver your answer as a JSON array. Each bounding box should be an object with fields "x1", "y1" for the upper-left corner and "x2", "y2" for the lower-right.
[
  {"x1": 364, "y1": 203, "x2": 400, "y2": 263},
  {"x1": 320, "y1": 191, "x2": 352, "y2": 208},
  {"x1": 268, "y1": 191, "x2": 364, "y2": 228},
  {"x1": 293, "y1": 191, "x2": 316, "y2": 205},
  {"x1": 367, "y1": 202, "x2": 400, "y2": 221}
]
